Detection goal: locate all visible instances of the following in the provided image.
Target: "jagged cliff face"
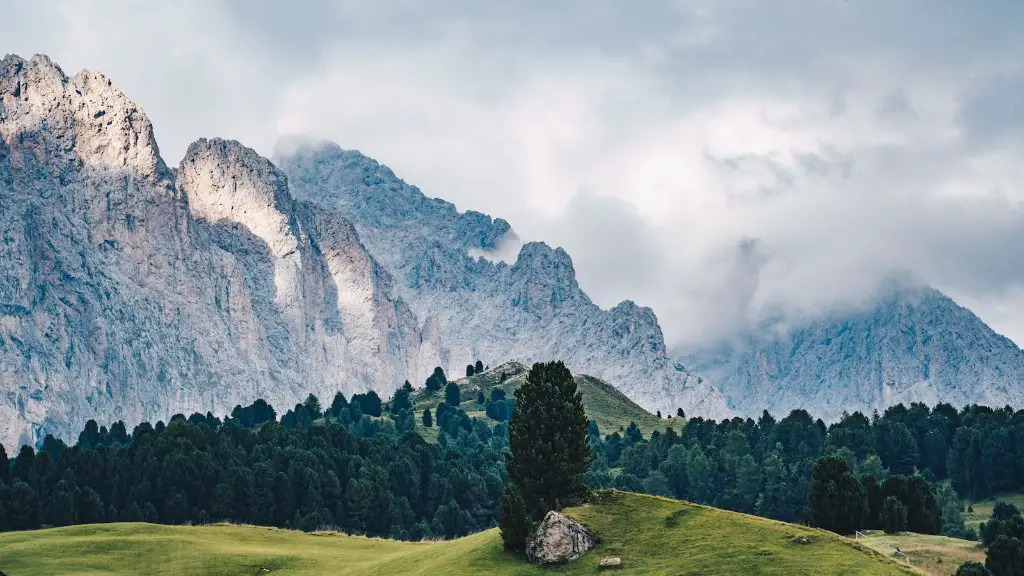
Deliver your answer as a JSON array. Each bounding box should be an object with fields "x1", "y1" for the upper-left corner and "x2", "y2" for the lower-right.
[
  {"x1": 276, "y1": 144, "x2": 732, "y2": 419},
  {"x1": 679, "y1": 284, "x2": 1024, "y2": 421},
  {"x1": 0, "y1": 55, "x2": 419, "y2": 450}
]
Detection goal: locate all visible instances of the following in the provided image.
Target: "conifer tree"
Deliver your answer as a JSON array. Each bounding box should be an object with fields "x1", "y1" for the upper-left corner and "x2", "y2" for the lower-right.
[
  {"x1": 506, "y1": 361, "x2": 593, "y2": 519},
  {"x1": 445, "y1": 382, "x2": 462, "y2": 407}
]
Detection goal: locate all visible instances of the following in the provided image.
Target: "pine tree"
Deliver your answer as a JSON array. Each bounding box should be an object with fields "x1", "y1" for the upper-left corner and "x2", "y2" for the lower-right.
[
  {"x1": 425, "y1": 367, "x2": 446, "y2": 391},
  {"x1": 422, "y1": 408, "x2": 433, "y2": 428},
  {"x1": 304, "y1": 394, "x2": 322, "y2": 420},
  {"x1": 466, "y1": 364, "x2": 475, "y2": 377},
  {"x1": 475, "y1": 360, "x2": 484, "y2": 374},
  {"x1": 445, "y1": 382, "x2": 461, "y2": 407},
  {"x1": 507, "y1": 361, "x2": 593, "y2": 519},
  {"x1": 391, "y1": 382, "x2": 413, "y2": 414}
]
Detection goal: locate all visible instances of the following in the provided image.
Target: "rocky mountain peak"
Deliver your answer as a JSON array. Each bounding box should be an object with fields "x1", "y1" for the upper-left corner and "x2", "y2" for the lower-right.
[
  {"x1": 508, "y1": 242, "x2": 587, "y2": 312},
  {"x1": 0, "y1": 53, "x2": 166, "y2": 182},
  {"x1": 179, "y1": 138, "x2": 295, "y2": 239}
]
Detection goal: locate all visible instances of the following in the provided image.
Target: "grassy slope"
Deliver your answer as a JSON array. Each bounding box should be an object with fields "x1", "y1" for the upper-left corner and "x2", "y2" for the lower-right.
[
  {"x1": 0, "y1": 492, "x2": 914, "y2": 576},
  {"x1": 854, "y1": 530, "x2": 985, "y2": 576},
  {"x1": 412, "y1": 362, "x2": 666, "y2": 437},
  {"x1": 965, "y1": 491, "x2": 1024, "y2": 529}
]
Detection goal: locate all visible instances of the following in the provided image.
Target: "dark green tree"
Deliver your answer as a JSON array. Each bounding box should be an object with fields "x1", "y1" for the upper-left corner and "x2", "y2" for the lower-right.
[
  {"x1": 329, "y1": 392, "x2": 348, "y2": 417},
  {"x1": 304, "y1": 394, "x2": 322, "y2": 420},
  {"x1": 995, "y1": 503, "x2": 1022, "y2": 522},
  {"x1": 861, "y1": 474, "x2": 884, "y2": 528},
  {"x1": 0, "y1": 480, "x2": 40, "y2": 530},
  {"x1": 883, "y1": 496, "x2": 908, "y2": 534},
  {"x1": 498, "y1": 484, "x2": 531, "y2": 552},
  {"x1": 351, "y1": 391, "x2": 382, "y2": 417},
  {"x1": 476, "y1": 391, "x2": 486, "y2": 405},
  {"x1": 391, "y1": 382, "x2": 413, "y2": 414},
  {"x1": 507, "y1": 361, "x2": 593, "y2": 519},
  {"x1": 466, "y1": 364, "x2": 475, "y2": 377},
  {"x1": 425, "y1": 367, "x2": 447, "y2": 391},
  {"x1": 809, "y1": 457, "x2": 867, "y2": 534},
  {"x1": 422, "y1": 408, "x2": 433, "y2": 428},
  {"x1": 475, "y1": 360, "x2": 484, "y2": 374},
  {"x1": 955, "y1": 562, "x2": 992, "y2": 576},
  {"x1": 445, "y1": 382, "x2": 461, "y2": 407},
  {"x1": 987, "y1": 535, "x2": 1024, "y2": 576}
]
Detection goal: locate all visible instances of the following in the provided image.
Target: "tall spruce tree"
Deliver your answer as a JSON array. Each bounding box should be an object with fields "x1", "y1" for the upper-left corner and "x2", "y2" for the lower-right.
[{"x1": 506, "y1": 361, "x2": 593, "y2": 519}]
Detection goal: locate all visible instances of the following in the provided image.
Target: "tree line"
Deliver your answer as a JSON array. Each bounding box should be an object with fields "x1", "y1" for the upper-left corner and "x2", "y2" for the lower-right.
[
  {"x1": 0, "y1": 390, "x2": 507, "y2": 540},
  {"x1": 584, "y1": 402, "x2": 1024, "y2": 539}
]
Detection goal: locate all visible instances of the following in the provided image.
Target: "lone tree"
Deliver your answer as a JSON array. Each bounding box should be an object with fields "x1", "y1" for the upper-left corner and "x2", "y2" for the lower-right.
[
  {"x1": 809, "y1": 456, "x2": 867, "y2": 534},
  {"x1": 475, "y1": 360, "x2": 484, "y2": 374},
  {"x1": 445, "y1": 382, "x2": 461, "y2": 407},
  {"x1": 501, "y1": 361, "x2": 592, "y2": 551},
  {"x1": 422, "y1": 408, "x2": 433, "y2": 428},
  {"x1": 466, "y1": 364, "x2": 475, "y2": 377}
]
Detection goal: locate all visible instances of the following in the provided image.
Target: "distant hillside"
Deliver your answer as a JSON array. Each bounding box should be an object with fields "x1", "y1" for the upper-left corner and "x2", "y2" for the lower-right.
[
  {"x1": 0, "y1": 491, "x2": 914, "y2": 576},
  {"x1": 680, "y1": 282, "x2": 1024, "y2": 421},
  {"x1": 411, "y1": 361, "x2": 667, "y2": 436}
]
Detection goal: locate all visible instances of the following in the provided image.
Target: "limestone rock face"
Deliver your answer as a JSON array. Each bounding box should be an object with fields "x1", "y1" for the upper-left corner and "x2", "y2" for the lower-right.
[
  {"x1": 525, "y1": 511, "x2": 596, "y2": 564},
  {"x1": 276, "y1": 143, "x2": 732, "y2": 420},
  {"x1": 0, "y1": 54, "x2": 420, "y2": 450}
]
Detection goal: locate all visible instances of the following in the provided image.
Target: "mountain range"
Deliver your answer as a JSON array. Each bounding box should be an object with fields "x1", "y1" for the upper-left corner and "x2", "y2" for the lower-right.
[
  {"x1": 2, "y1": 53, "x2": 1023, "y2": 450},
  {"x1": 0, "y1": 54, "x2": 724, "y2": 450}
]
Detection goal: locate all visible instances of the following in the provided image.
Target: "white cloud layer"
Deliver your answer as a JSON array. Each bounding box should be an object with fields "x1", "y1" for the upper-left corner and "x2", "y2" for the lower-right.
[{"x1": 4, "y1": 0, "x2": 1024, "y2": 348}]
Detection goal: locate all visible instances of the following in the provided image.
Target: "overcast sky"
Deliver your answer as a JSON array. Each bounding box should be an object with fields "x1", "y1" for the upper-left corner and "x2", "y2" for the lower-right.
[{"x1": 4, "y1": 1, "x2": 1024, "y2": 349}]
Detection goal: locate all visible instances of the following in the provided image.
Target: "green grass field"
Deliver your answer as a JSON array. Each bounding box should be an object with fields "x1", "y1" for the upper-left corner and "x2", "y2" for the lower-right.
[
  {"x1": 965, "y1": 491, "x2": 1024, "y2": 530},
  {"x1": 0, "y1": 491, "x2": 915, "y2": 576},
  {"x1": 412, "y1": 362, "x2": 667, "y2": 437},
  {"x1": 854, "y1": 530, "x2": 984, "y2": 576}
]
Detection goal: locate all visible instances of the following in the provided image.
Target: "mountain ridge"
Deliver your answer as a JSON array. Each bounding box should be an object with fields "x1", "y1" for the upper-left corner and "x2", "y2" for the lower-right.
[
  {"x1": 275, "y1": 140, "x2": 732, "y2": 419},
  {"x1": 0, "y1": 54, "x2": 729, "y2": 450},
  {"x1": 679, "y1": 281, "x2": 1024, "y2": 420}
]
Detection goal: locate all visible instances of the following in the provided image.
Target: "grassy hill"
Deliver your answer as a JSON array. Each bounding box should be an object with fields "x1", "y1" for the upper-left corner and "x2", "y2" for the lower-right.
[
  {"x1": 0, "y1": 491, "x2": 915, "y2": 576},
  {"x1": 412, "y1": 362, "x2": 667, "y2": 437}
]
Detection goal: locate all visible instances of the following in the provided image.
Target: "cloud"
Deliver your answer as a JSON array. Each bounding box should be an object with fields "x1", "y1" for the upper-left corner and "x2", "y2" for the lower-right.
[{"x1": 4, "y1": 0, "x2": 1024, "y2": 348}]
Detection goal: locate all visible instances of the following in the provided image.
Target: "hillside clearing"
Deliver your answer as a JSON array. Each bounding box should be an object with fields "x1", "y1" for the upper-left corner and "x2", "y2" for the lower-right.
[{"x1": 853, "y1": 530, "x2": 984, "y2": 576}]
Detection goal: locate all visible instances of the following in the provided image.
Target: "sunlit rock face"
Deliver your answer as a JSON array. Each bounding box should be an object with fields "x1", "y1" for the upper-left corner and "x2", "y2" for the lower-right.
[
  {"x1": 679, "y1": 282, "x2": 1024, "y2": 421},
  {"x1": 277, "y1": 143, "x2": 732, "y2": 420},
  {"x1": 0, "y1": 55, "x2": 420, "y2": 450}
]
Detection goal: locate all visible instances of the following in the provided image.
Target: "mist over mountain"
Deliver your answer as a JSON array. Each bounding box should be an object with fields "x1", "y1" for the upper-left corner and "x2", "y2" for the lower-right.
[{"x1": 679, "y1": 279, "x2": 1024, "y2": 421}]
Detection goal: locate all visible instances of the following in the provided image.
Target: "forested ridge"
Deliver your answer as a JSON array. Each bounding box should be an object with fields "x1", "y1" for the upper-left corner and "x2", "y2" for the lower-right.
[{"x1": 1, "y1": 372, "x2": 1022, "y2": 547}]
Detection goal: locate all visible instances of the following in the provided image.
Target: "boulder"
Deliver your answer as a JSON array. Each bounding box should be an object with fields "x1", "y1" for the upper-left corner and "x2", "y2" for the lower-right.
[
  {"x1": 525, "y1": 510, "x2": 596, "y2": 564},
  {"x1": 599, "y1": 556, "x2": 622, "y2": 569}
]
